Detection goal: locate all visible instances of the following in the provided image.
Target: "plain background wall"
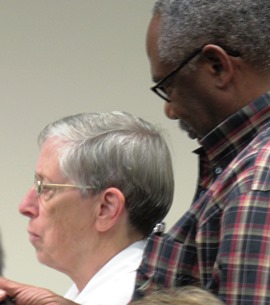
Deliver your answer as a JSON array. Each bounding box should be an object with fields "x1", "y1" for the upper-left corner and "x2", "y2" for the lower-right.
[{"x1": 0, "y1": 0, "x2": 198, "y2": 295}]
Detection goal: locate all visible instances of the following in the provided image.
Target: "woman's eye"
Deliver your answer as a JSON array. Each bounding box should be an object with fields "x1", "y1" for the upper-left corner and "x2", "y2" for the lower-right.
[{"x1": 42, "y1": 186, "x2": 53, "y2": 194}]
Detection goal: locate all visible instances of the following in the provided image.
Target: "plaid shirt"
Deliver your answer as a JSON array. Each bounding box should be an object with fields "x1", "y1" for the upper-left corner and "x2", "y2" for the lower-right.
[{"x1": 134, "y1": 93, "x2": 270, "y2": 305}]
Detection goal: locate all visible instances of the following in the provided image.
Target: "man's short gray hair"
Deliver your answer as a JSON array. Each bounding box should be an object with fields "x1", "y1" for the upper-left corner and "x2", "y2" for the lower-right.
[
  {"x1": 153, "y1": 0, "x2": 270, "y2": 72},
  {"x1": 38, "y1": 111, "x2": 174, "y2": 237}
]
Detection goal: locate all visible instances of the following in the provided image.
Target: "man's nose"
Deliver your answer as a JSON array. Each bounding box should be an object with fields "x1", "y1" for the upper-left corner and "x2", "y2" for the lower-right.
[{"x1": 164, "y1": 103, "x2": 177, "y2": 119}]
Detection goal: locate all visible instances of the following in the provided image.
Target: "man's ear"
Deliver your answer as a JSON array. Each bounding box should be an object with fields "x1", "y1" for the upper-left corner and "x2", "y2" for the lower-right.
[
  {"x1": 95, "y1": 188, "x2": 126, "y2": 232},
  {"x1": 202, "y1": 44, "x2": 235, "y2": 89}
]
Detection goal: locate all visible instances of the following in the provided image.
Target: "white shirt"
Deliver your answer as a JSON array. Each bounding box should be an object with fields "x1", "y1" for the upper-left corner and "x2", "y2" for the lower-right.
[{"x1": 64, "y1": 240, "x2": 145, "y2": 305}]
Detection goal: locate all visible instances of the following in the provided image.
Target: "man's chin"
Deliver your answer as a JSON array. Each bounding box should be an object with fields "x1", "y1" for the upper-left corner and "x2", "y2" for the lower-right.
[{"x1": 179, "y1": 120, "x2": 198, "y2": 139}]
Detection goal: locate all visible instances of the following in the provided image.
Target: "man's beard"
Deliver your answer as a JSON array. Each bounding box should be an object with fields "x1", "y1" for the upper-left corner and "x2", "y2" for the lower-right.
[{"x1": 179, "y1": 120, "x2": 198, "y2": 139}]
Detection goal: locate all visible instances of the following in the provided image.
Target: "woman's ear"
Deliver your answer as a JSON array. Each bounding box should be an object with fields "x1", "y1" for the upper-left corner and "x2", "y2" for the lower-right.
[
  {"x1": 95, "y1": 188, "x2": 125, "y2": 232},
  {"x1": 202, "y1": 44, "x2": 236, "y2": 89}
]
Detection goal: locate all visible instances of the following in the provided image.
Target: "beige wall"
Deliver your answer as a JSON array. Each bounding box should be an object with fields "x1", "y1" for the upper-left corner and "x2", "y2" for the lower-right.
[{"x1": 0, "y1": 0, "x2": 198, "y2": 294}]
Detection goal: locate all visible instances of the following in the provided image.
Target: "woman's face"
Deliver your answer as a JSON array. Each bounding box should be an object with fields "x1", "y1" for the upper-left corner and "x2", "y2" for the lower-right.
[{"x1": 19, "y1": 140, "x2": 97, "y2": 273}]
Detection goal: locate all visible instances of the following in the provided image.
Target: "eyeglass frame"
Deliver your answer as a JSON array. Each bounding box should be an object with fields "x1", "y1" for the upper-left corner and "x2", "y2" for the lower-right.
[
  {"x1": 34, "y1": 176, "x2": 94, "y2": 201},
  {"x1": 151, "y1": 46, "x2": 240, "y2": 102}
]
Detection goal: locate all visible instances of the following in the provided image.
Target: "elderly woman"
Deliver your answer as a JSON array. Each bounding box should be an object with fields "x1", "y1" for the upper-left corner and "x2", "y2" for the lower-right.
[{"x1": 0, "y1": 111, "x2": 174, "y2": 305}]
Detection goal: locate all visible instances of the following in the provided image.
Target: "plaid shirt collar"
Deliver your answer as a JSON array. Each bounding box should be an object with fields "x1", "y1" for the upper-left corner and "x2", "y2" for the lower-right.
[{"x1": 197, "y1": 92, "x2": 270, "y2": 166}]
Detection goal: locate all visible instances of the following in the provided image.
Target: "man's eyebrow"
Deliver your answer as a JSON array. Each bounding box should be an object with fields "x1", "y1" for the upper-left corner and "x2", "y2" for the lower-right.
[{"x1": 152, "y1": 76, "x2": 161, "y2": 83}]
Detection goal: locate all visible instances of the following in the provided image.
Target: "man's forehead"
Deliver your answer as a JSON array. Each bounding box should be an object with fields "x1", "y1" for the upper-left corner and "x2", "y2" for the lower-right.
[
  {"x1": 146, "y1": 14, "x2": 174, "y2": 82},
  {"x1": 146, "y1": 14, "x2": 161, "y2": 60}
]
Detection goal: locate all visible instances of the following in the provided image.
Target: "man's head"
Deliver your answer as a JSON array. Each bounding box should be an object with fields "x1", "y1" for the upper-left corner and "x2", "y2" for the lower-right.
[
  {"x1": 147, "y1": 0, "x2": 270, "y2": 139},
  {"x1": 152, "y1": 0, "x2": 270, "y2": 69},
  {"x1": 19, "y1": 111, "x2": 174, "y2": 272}
]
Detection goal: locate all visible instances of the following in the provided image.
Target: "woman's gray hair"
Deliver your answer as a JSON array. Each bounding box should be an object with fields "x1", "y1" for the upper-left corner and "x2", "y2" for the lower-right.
[
  {"x1": 38, "y1": 111, "x2": 174, "y2": 237},
  {"x1": 153, "y1": 0, "x2": 270, "y2": 72}
]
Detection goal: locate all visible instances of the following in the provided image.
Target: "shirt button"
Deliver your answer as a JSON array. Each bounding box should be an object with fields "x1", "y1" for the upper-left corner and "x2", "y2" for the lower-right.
[
  {"x1": 215, "y1": 167, "x2": 223, "y2": 175},
  {"x1": 199, "y1": 190, "x2": 205, "y2": 198}
]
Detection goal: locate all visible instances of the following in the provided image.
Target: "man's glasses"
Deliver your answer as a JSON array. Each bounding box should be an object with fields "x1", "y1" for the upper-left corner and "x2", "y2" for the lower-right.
[
  {"x1": 34, "y1": 176, "x2": 94, "y2": 201},
  {"x1": 151, "y1": 48, "x2": 203, "y2": 102},
  {"x1": 151, "y1": 46, "x2": 240, "y2": 102}
]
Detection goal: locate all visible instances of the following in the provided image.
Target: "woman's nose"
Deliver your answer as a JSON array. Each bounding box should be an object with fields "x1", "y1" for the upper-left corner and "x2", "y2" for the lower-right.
[{"x1": 19, "y1": 187, "x2": 39, "y2": 218}]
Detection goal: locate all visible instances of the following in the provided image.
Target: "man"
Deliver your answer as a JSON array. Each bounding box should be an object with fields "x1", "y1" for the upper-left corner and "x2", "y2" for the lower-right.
[
  {"x1": 0, "y1": 111, "x2": 174, "y2": 305},
  {"x1": 133, "y1": 0, "x2": 270, "y2": 304}
]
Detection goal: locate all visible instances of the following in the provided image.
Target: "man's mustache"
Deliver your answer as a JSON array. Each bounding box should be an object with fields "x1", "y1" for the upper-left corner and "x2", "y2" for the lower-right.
[{"x1": 179, "y1": 120, "x2": 198, "y2": 139}]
